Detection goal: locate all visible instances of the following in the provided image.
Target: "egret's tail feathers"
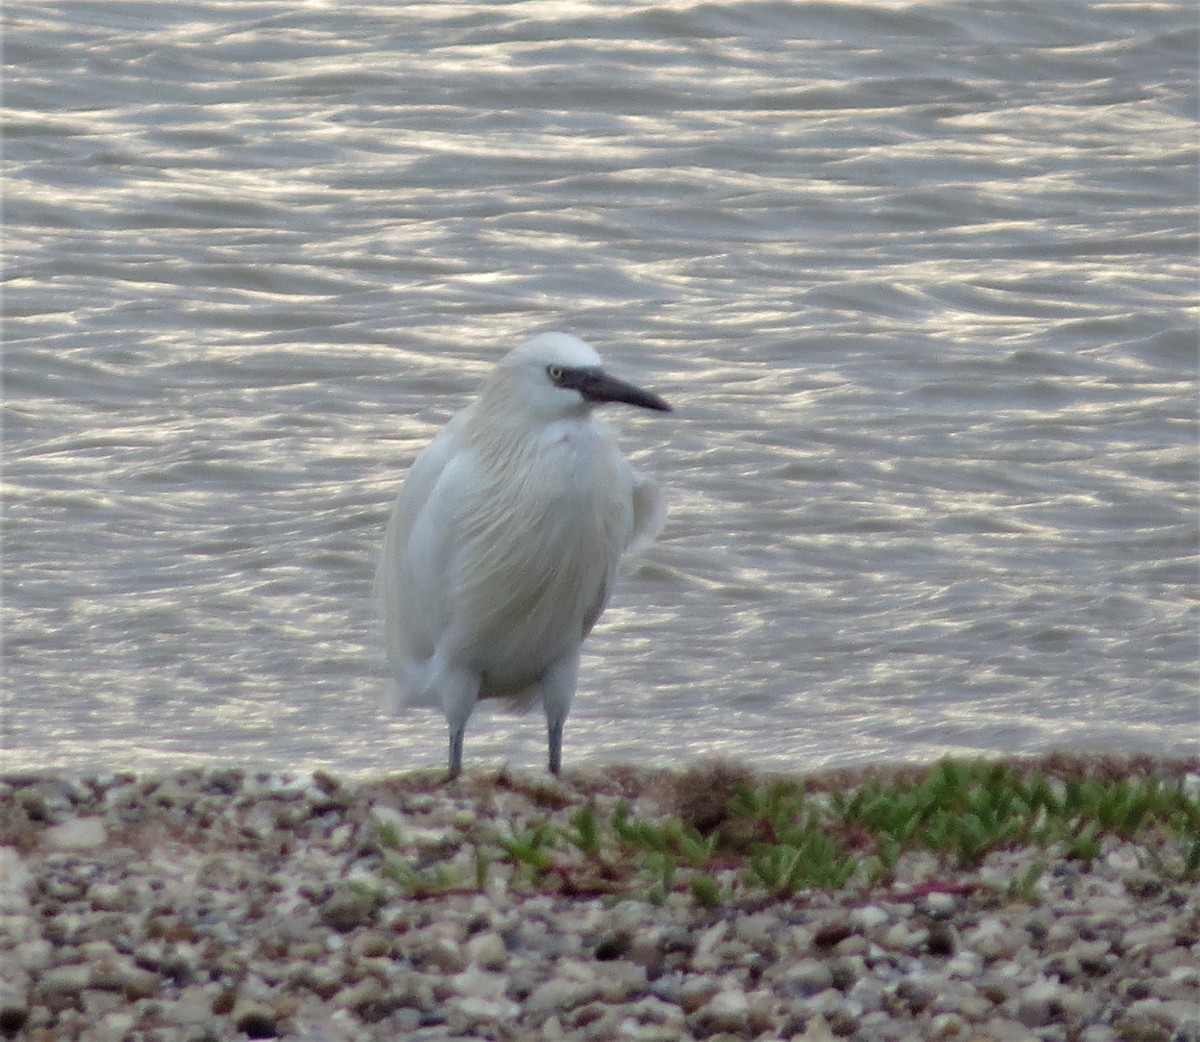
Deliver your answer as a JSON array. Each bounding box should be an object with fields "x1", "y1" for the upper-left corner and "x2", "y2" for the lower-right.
[
  {"x1": 387, "y1": 659, "x2": 442, "y2": 712},
  {"x1": 380, "y1": 677, "x2": 404, "y2": 715}
]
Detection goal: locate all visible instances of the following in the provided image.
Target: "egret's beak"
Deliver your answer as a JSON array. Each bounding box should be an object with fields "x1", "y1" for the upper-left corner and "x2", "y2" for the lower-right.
[{"x1": 561, "y1": 367, "x2": 672, "y2": 412}]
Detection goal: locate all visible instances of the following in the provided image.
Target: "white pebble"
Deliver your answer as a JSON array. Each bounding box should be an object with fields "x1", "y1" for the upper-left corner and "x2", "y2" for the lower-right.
[
  {"x1": 465, "y1": 930, "x2": 508, "y2": 971},
  {"x1": 44, "y1": 817, "x2": 107, "y2": 850},
  {"x1": 850, "y1": 905, "x2": 890, "y2": 932}
]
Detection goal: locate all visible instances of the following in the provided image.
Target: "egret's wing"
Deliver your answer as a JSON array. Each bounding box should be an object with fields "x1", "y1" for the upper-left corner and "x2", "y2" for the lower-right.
[
  {"x1": 381, "y1": 413, "x2": 469, "y2": 557},
  {"x1": 377, "y1": 412, "x2": 470, "y2": 686},
  {"x1": 580, "y1": 581, "x2": 609, "y2": 639},
  {"x1": 625, "y1": 468, "x2": 667, "y2": 555},
  {"x1": 579, "y1": 466, "x2": 664, "y2": 640}
]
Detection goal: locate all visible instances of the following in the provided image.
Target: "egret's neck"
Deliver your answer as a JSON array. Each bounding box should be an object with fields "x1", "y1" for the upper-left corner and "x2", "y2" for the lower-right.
[{"x1": 467, "y1": 402, "x2": 605, "y2": 478}]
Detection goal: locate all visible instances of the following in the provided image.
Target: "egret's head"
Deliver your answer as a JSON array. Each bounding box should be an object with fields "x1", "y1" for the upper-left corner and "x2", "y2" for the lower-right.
[{"x1": 486, "y1": 333, "x2": 671, "y2": 422}]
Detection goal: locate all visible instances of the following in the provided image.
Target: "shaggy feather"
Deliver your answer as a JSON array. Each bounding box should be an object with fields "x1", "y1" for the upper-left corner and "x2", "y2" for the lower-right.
[{"x1": 376, "y1": 333, "x2": 669, "y2": 775}]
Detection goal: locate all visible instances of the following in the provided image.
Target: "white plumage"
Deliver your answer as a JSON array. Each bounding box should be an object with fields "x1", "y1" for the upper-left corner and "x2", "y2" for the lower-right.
[{"x1": 377, "y1": 332, "x2": 670, "y2": 776}]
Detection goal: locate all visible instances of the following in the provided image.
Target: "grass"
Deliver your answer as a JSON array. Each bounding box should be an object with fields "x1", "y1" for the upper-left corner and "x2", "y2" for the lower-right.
[{"x1": 369, "y1": 756, "x2": 1200, "y2": 907}]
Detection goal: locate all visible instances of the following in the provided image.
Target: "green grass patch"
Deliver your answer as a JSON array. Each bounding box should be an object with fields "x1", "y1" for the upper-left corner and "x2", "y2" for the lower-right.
[{"x1": 377, "y1": 757, "x2": 1199, "y2": 906}]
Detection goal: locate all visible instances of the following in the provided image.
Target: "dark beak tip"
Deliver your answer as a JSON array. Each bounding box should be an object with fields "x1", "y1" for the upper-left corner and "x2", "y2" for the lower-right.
[
  {"x1": 578, "y1": 369, "x2": 672, "y2": 413},
  {"x1": 632, "y1": 392, "x2": 671, "y2": 413}
]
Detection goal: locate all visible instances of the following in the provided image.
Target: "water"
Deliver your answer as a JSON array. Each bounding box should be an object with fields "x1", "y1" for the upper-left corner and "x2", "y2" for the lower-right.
[{"x1": 4, "y1": 0, "x2": 1197, "y2": 778}]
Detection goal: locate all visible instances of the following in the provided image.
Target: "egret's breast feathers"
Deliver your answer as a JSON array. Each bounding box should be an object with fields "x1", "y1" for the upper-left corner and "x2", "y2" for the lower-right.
[{"x1": 448, "y1": 428, "x2": 634, "y2": 687}]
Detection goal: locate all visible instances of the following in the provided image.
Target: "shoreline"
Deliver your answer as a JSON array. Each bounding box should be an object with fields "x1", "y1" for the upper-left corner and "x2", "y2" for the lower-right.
[{"x1": 2, "y1": 754, "x2": 1197, "y2": 1041}]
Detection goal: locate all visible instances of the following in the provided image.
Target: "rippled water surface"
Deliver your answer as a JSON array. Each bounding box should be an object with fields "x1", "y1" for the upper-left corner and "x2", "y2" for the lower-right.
[{"x1": 4, "y1": 1, "x2": 1197, "y2": 777}]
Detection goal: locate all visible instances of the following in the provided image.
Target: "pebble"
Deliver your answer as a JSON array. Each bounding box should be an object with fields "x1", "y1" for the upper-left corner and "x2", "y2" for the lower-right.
[
  {"x1": 42, "y1": 817, "x2": 107, "y2": 851},
  {"x1": 924, "y1": 891, "x2": 959, "y2": 919},
  {"x1": 527, "y1": 976, "x2": 596, "y2": 1013},
  {"x1": 1016, "y1": 976, "x2": 1066, "y2": 1027},
  {"x1": 881, "y1": 920, "x2": 928, "y2": 953},
  {"x1": 464, "y1": 929, "x2": 508, "y2": 970},
  {"x1": 0, "y1": 765, "x2": 1196, "y2": 1041},
  {"x1": 693, "y1": 987, "x2": 749, "y2": 1034},
  {"x1": 965, "y1": 916, "x2": 1024, "y2": 960},
  {"x1": 780, "y1": 958, "x2": 835, "y2": 998},
  {"x1": 850, "y1": 904, "x2": 891, "y2": 932}
]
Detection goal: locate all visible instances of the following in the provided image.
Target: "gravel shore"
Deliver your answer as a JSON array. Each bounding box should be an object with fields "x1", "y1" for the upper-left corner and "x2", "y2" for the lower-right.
[{"x1": 1, "y1": 760, "x2": 1197, "y2": 1042}]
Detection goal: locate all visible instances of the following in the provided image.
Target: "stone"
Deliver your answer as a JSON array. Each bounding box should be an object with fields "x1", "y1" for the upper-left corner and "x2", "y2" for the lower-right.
[
  {"x1": 829, "y1": 955, "x2": 866, "y2": 991},
  {"x1": 850, "y1": 905, "x2": 891, "y2": 932},
  {"x1": 736, "y1": 911, "x2": 784, "y2": 951},
  {"x1": 85, "y1": 1011, "x2": 136, "y2": 1042},
  {"x1": 450, "y1": 966, "x2": 510, "y2": 1003},
  {"x1": 1017, "y1": 978, "x2": 1066, "y2": 1027},
  {"x1": 86, "y1": 883, "x2": 131, "y2": 911},
  {"x1": 337, "y1": 979, "x2": 409, "y2": 1023},
  {"x1": 451, "y1": 994, "x2": 521, "y2": 1026},
  {"x1": 698, "y1": 988, "x2": 749, "y2": 1033},
  {"x1": 347, "y1": 931, "x2": 392, "y2": 960},
  {"x1": 834, "y1": 932, "x2": 870, "y2": 957},
  {"x1": 965, "y1": 917, "x2": 1023, "y2": 960},
  {"x1": 928, "y1": 1012, "x2": 968, "y2": 1039},
  {"x1": 892, "y1": 978, "x2": 936, "y2": 1014},
  {"x1": 1075, "y1": 939, "x2": 1114, "y2": 975},
  {"x1": 792, "y1": 1016, "x2": 839, "y2": 1041},
  {"x1": 944, "y1": 950, "x2": 983, "y2": 979},
  {"x1": 924, "y1": 892, "x2": 959, "y2": 919},
  {"x1": 37, "y1": 964, "x2": 91, "y2": 997},
  {"x1": 318, "y1": 884, "x2": 381, "y2": 931},
  {"x1": 1111, "y1": 1018, "x2": 1170, "y2": 1042},
  {"x1": 10, "y1": 939, "x2": 52, "y2": 974},
  {"x1": 980, "y1": 1019, "x2": 1047, "y2": 1042},
  {"x1": 1126, "y1": 997, "x2": 1200, "y2": 1031},
  {"x1": 677, "y1": 973, "x2": 722, "y2": 1014},
  {"x1": 408, "y1": 934, "x2": 466, "y2": 973},
  {"x1": 526, "y1": 977, "x2": 597, "y2": 1014},
  {"x1": 881, "y1": 921, "x2": 928, "y2": 953},
  {"x1": 780, "y1": 958, "x2": 835, "y2": 998},
  {"x1": 465, "y1": 930, "x2": 508, "y2": 970},
  {"x1": 595, "y1": 960, "x2": 647, "y2": 1002}
]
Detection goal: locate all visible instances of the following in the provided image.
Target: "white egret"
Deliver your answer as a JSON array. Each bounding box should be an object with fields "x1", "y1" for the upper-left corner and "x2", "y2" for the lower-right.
[{"x1": 377, "y1": 332, "x2": 671, "y2": 776}]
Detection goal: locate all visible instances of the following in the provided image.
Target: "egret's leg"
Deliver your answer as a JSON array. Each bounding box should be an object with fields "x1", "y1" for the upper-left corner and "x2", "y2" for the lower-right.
[
  {"x1": 547, "y1": 718, "x2": 564, "y2": 776},
  {"x1": 541, "y1": 651, "x2": 580, "y2": 777},
  {"x1": 430, "y1": 653, "x2": 479, "y2": 780},
  {"x1": 448, "y1": 724, "x2": 466, "y2": 779}
]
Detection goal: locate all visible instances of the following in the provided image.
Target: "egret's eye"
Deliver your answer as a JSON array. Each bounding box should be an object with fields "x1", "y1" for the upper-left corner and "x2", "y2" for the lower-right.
[{"x1": 547, "y1": 364, "x2": 564, "y2": 383}]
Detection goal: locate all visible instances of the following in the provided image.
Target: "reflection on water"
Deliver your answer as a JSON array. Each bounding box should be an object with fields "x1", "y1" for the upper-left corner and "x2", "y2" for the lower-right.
[{"x1": 3, "y1": 0, "x2": 1197, "y2": 776}]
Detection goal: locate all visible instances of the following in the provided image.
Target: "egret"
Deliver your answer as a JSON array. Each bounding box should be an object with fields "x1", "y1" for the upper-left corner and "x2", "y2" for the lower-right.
[{"x1": 377, "y1": 332, "x2": 671, "y2": 777}]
